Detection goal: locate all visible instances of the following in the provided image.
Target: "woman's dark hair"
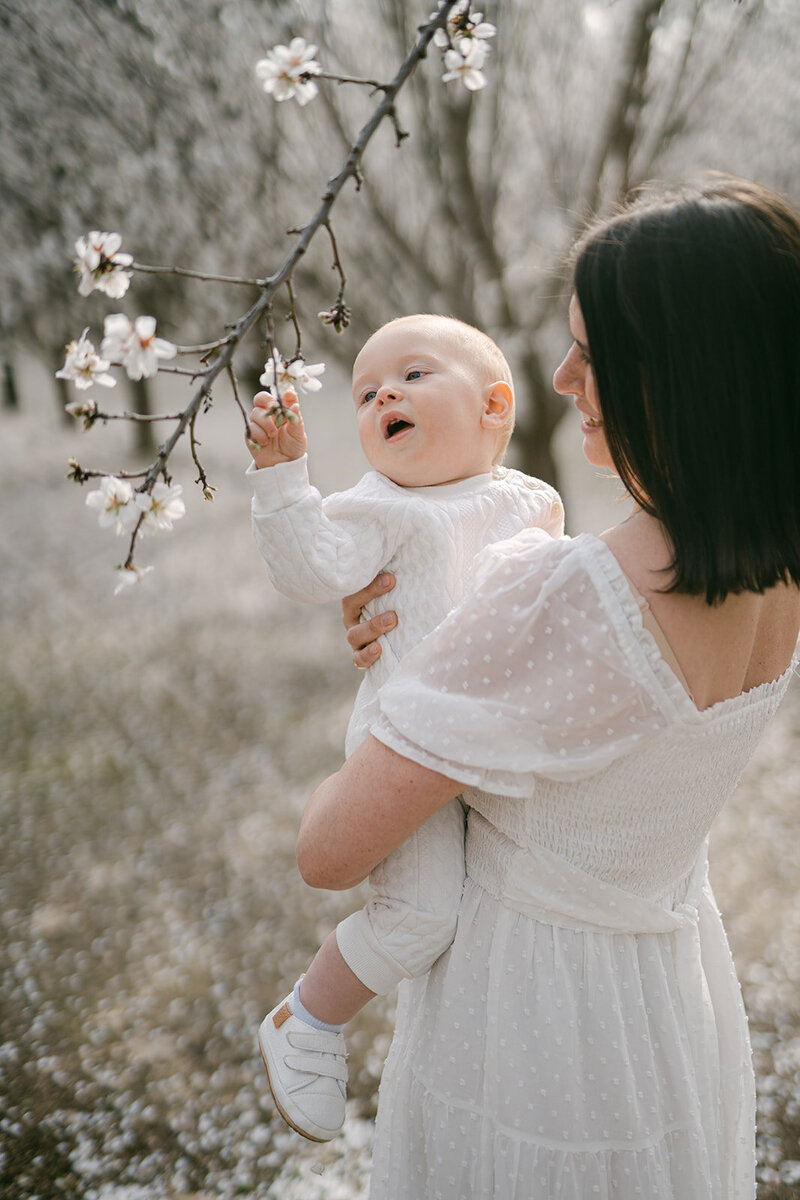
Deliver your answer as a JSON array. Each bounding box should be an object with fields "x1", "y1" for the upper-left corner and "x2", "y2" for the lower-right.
[{"x1": 573, "y1": 176, "x2": 800, "y2": 603}]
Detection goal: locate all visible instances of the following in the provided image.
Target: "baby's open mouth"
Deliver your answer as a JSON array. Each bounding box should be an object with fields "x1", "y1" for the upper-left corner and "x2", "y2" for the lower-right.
[{"x1": 384, "y1": 417, "x2": 414, "y2": 440}]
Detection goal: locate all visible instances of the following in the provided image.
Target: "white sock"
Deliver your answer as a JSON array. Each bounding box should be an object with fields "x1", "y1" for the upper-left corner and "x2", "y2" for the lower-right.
[{"x1": 291, "y1": 979, "x2": 344, "y2": 1034}]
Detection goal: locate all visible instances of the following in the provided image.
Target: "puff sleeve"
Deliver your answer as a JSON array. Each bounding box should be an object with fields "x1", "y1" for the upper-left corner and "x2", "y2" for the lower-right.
[{"x1": 372, "y1": 530, "x2": 671, "y2": 795}]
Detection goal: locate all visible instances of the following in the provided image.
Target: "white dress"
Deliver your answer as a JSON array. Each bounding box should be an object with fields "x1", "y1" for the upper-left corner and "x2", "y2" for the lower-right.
[{"x1": 368, "y1": 529, "x2": 799, "y2": 1200}]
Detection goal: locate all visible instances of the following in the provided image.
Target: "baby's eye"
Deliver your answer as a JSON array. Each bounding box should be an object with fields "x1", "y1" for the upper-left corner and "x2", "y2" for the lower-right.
[
  {"x1": 406, "y1": 369, "x2": 425, "y2": 381},
  {"x1": 361, "y1": 389, "x2": 377, "y2": 405}
]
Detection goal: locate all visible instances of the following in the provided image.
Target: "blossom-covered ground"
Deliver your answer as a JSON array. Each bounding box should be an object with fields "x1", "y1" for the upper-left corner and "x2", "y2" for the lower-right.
[{"x1": 1, "y1": 364, "x2": 799, "y2": 1199}]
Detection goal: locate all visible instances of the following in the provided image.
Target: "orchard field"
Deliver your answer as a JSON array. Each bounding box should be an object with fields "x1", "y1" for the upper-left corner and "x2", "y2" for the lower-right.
[{"x1": 1, "y1": 363, "x2": 799, "y2": 1199}]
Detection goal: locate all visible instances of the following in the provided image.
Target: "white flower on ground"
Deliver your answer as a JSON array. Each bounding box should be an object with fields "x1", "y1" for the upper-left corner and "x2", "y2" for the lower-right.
[
  {"x1": 85, "y1": 476, "x2": 139, "y2": 535},
  {"x1": 101, "y1": 314, "x2": 177, "y2": 381},
  {"x1": 134, "y1": 482, "x2": 185, "y2": 531},
  {"x1": 255, "y1": 38, "x2": 321, "y2": 105},
  {"x1": 74, "y1": 231, "x2": 133, "y2": 298},
  {"x1": 114, "y1": 564, "x2": 155, "y2": 595},
  {"x1": 432, "y1": 2, "x2": 496, "y2": 47},
  {"x1": 442, "y1": 38, "x2": 489, "y2": 90},
  {"x1": 259, "y1": 350, "x2": 325, "y2": 394},
  {"x1": 55, "y1": 329, "x2": 116, "y2": 390}
]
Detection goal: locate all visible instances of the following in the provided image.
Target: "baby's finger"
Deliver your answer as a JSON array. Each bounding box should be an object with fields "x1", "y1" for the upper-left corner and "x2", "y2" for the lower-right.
[{"x1": 245, "y1": 417, "x2": 267, "y2": 444}]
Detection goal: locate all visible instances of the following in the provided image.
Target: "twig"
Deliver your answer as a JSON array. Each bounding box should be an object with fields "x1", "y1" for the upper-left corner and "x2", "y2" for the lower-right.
[
  {"x1": 285, "y1": 279, "x2": 302, "y2": 360},
  {"x1": 93, "y1": 410, "x2": 185, "y2": 422},
  {"x1": 325, "y1": 221, "x2": 347, "y2": 302},
  {"x1": 227, "y1": 362, "x2": 253, "y2": 442},
  {"x1": 157, "y1": 365, "x2": 206, "y2": 378},
  {"x1": 68, "y1": 460, "x2": 152, "y2": 482},
  {"x1": 88, "y1": 1, "x2": 458, "y2": 569},
  {"x1": 314, "y1": 70, "x2": 388, "y2": 91},
  {"x1": 130, "y1": 261, "x2": 265, "y2": 287},
  {"x1": 123, "y1": 511, "x2": 147, "y2": 570},
  {"x1": 188, "y1": 406, "x2": 214, "y2": 499},
  {"x1": 175, "y1": 335, "x2": 235, "y2": 357}
]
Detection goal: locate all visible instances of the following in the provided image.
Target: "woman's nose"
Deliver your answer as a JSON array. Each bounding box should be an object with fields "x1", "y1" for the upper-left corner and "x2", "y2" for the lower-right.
[{"x1": 553, "y1": 346, "x2": 582, "y2": 396}]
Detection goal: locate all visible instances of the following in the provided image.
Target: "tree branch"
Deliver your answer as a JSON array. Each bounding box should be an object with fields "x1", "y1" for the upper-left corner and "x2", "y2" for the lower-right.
[{"x1": 108, "y1": 2, "x2": 458, "y2": 567}]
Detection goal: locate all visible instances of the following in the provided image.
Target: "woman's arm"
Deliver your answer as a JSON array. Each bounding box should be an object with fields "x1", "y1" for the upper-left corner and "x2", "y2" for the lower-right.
[{"x1": 297, "y1": 735, "x2": 462, "y2": 890}]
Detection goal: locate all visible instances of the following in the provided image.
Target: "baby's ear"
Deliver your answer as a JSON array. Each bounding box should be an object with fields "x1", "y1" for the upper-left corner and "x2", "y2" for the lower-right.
[{"x1": 480, "y1": 381, "x2": 513, "y2": 429}]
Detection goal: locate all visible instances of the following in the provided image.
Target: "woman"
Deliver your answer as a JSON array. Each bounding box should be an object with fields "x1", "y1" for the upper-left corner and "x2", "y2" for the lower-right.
[{"x1": 297, "y1": 177, "x2": 800, "y2": 1199}]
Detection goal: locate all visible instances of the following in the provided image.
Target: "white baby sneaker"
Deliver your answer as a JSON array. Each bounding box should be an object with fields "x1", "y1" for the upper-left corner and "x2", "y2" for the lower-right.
[{"x1": 258, "y1": 994, "x2": 348, "y2": 1142}]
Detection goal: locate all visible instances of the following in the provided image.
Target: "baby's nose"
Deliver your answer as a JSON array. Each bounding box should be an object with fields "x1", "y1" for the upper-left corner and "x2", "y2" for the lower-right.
[{"x1": 376, "y1": 385, "x2": 399, "y2": 405}]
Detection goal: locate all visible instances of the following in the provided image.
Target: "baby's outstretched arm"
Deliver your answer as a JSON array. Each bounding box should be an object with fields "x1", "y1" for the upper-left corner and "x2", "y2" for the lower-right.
[{"x1": 246, "y1": 387, "x2": 307, "y2": 469}]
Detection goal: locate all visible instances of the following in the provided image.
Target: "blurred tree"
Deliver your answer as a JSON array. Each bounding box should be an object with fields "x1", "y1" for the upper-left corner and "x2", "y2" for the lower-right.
[
  {"x1": 281, "y1": 0, "x2": 799, "y2": 484},
  {"x1": 0, "y1": 0, "x2": 299, "y2": 444},
  {"x1": 1, "y1": 0, "x2": 798, "y2": 482}
]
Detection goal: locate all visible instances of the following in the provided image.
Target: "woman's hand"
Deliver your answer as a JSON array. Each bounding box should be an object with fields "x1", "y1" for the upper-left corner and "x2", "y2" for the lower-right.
[{"x1": 342, "y1": 572, "x2": 398, "y2": 668}]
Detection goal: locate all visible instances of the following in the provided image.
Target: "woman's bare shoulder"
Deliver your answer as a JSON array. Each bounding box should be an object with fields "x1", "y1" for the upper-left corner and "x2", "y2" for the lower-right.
[{"x1": 598, "y1": 513, "x2": 800, "y2": 709}]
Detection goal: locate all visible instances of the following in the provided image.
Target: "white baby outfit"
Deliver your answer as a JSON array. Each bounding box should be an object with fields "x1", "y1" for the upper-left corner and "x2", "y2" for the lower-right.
[
  {"x1": 366, "y1": 527, "x2": 800, "y2": 1200},
  {"x1": 249, "y1": 455, "x2": 564, "y2": 994}
]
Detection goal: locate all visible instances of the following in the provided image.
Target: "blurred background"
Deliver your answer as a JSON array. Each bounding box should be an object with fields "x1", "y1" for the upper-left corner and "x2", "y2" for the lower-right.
[{"x1": 1, "y1": 1, "x2": 799, "y2": 1197}]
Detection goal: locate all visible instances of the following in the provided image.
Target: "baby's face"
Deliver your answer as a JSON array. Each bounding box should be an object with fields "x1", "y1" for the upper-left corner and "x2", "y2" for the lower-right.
[{"x1": 351, "y1": 321, "x2": 495, "y2": 487}]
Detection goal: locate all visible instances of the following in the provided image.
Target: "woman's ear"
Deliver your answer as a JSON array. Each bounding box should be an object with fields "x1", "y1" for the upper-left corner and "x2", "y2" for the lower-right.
[{"x1": 480, "y1": 381, "x2": 514, "y2": 429}]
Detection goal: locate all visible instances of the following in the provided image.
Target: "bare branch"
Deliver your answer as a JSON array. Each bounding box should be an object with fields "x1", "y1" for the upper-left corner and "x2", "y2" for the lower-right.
[
  {"x1": 647, "y1": 0, "x2": 767, "y2": 154},
  {"x1": 131, "y1": 261, "x2": 265, "y2": 287},
  {"x1": 227, "y1": 363, "x2": 252, "y2": 444},
  {"x1": 189, "y1": 407, "x2": 214, "y2": 501},
  {"x1": 130, "y1": 2, "x2": 458, "y2": 504},
  {"x1": 285, "y1": 279, "x2": 302, "y2": 360},
  {"x1": 91, "y1": 410, "x2": 185, "y2": 423},
  {"x1": 580, "y1": 0, "x2": 667, "y2": 220}
]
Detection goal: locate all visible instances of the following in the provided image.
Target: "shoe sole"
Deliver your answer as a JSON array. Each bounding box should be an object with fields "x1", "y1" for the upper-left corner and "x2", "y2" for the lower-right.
[{"x1": 258, "y1": 1027, "x2": 332, "y2": 1143}]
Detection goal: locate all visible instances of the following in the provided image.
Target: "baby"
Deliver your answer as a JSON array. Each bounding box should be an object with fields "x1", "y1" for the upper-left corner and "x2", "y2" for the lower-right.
[{"x1": 246, "y1": 314, "x2": 564, "y2": 1142}]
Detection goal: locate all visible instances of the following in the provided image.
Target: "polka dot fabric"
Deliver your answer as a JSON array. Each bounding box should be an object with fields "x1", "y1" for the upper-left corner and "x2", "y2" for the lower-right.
[{"x1": 368, "y1": 531, "x2": 799, "y2": 1199}]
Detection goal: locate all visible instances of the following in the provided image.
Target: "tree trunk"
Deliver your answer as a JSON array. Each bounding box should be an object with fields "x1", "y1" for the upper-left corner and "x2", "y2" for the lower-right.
[
  {"x1": 52, "y1": 347, "x2": 73, "y2": 424},
  {"x1": 128, "y1": 376, "x2": 157, "y2": 457},
  {"x1": 510, "y1": 340, "x2": 566, "y2": 489},
  {"x1": 513, "y1": 346, "x2": 565, "y2": 492},
  {"x1": 584, "y1": 0, "x2": 666, "y2": 218},
  {"x1": 2, "y1": 358, "x2": 19, "y2": 410}
]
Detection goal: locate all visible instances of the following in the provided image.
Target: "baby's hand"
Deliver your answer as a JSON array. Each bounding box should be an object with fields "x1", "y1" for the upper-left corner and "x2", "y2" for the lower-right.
[{"x1": 246, "y1": 388, "x2": 307, "y2": 468}]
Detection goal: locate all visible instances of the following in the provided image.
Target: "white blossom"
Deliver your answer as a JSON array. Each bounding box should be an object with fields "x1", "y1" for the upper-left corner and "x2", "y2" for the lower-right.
[
  {"x1": 442, "y1": 38, "x2": 490, "y2": 90},
  {"x1": 134, "y1": 482, "x2": 186, "y2": 531},
  {"x1": 74, "y1": 231, "x2": 133, "y2": 298},
  {"x1": 101, "y1": 314, "x2": 177, "y2": 381},
  {"x1": 114, "y1": 563, "x2": 155, "y2": 595},
  {"x1": 65, "y1": 397, "x2": 98, "y2": 418},
  {"x1": 85, "y1": 476, "x2": 139, "y2": 535},
  {"x1": 432, "y1": 3, "x2": 496, "y2": 48},
  {"x1": 55, "y1": 329, "x2": 116, "y2": 390},
  {"x1": 255, "y1": 38, "x2": 321, "y2": 106},
  {"x1": 259, "y1": 351, "x2": 325, "y2": 394}
]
